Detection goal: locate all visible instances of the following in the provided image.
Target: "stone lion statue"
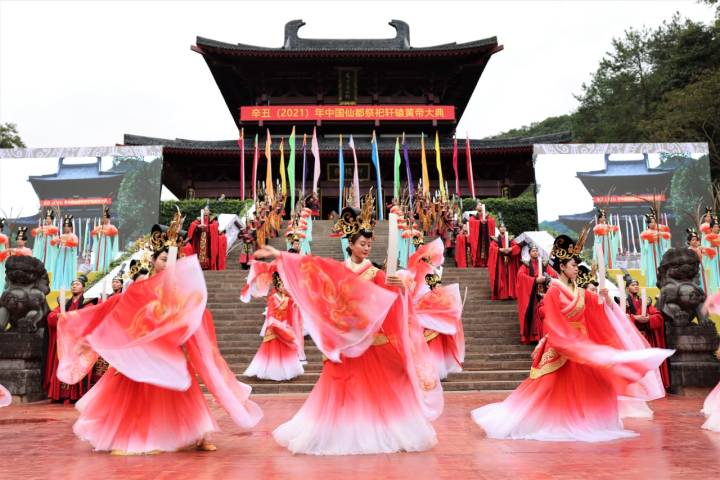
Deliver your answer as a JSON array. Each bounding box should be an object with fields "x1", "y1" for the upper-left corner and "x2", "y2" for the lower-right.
[
  {"x1": 0, "y1": 255, "x2": 50, "y2": 332},
  {"x1": 656, "y1": 248, "x2": 708, "y2": 327}
]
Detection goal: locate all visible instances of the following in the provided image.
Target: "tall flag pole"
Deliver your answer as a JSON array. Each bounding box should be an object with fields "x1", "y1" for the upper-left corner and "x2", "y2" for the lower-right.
[
  {"x1": 420, "y1": 132, "x2": 430, "y2": 196},
  {"x1": 371, "y1": 131, "x2": 384, "y2": 220},
  {"x1": 265, "y1": 129, "x2": 274, "y2": 198},
  {"x1": 238, "y1": 128, "x2": 245, "y2": 200},
  {"x1": 349, "y1": 135, "x2": 360, "y2": 208},
  {"x1": 280, "y1": 137, "x2": 287, "y2": 198},
  {"x1": 452, "y1": 134, "x2": 460, "y2": 197},
  {"x1": 402, "y1": 133, "x2": 414, "y2": 211},
  {"x1": 338, "y1": 134, "x2": 345, "y2": 213},
  {"x1": 311, "y1": 127, "x2": 320, "y2": 194},
  {"x1": 465, "y1": 134, "x2": 475, "y2": 199},
  {"x1": 301, "y1": 133, "x2": 307, "y2": 198},
  {"x1": 435, "y1": 131, "x2": 446, "y2": 201},
  {"x1": 252, "y1": 133, "x2": 259, "y2": 201},
  {"x1": 288, "y1": 127, "x2": 296, "y2": 213},
  {"x1": 393, "y1": 137, "x2": 401, "y2": 200}
]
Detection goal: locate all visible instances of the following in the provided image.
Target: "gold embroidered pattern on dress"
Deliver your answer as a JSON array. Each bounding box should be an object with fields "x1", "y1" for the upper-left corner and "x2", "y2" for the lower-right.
[{"x1": 529, "y1": 347, "x2": 567, "y2": 379}]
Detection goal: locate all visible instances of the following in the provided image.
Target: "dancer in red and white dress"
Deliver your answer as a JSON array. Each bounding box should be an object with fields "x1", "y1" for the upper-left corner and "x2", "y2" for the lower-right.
[
  {"x1": 407, "y1": 238, "x2": 464, "y2": 380},
  {"x1": 55, "y1": 217, "x2": 261, "y2": 454},
  {"x1": 242, "y1": 270, "x2": 304, "y2": 381},
  {"x1": 0, "y1": 383, "x2": 10, "y2": 407},
  {"x1": 254, "y1": 197, "x2": 443, "y2": 455},
  {"x1": 472, "y1": 232, "x2": 673, "y2": 442},
  {"x1": 700, "y1": 294, "x2": 720, "y2": 432}
]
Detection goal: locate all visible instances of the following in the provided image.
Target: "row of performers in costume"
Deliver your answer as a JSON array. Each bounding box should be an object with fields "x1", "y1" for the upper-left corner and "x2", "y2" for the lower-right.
[
  {"x1": 8, "y1": 202, "x2": 719, "y2": 455},
  {"x1": 0, "y1": 209, "x2": 119, "y2": 292},
  {"x1": 237, "y1": 194, "x2": 315, "y2": 269}
]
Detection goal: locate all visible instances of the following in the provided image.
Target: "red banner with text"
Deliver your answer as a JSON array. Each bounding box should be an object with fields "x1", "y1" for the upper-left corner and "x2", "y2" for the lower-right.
[{"x1": 241, "y1": 105, "x2": 456, "y2": 122}]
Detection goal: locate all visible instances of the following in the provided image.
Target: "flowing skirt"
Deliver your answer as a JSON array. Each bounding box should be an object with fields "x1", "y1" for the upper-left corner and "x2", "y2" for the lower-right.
[
  {"x1": 471, "y1": 360, "x2": 637, "y2": 442},
  {"x1": 273, "y1": 343, "x2": 437, "y2": 455},
  {"x1": 427, "y1": 333, "x2": 461, "y2": 380},
  {"x1": 243, "y1": 338, "x2": 304, "y2": 381},
  {"x1": 73, "y1": 367, "x2": 216, "y2": 454},
  {"x1": 702, "y1": 382, "x2": 720, "y2": 432}
]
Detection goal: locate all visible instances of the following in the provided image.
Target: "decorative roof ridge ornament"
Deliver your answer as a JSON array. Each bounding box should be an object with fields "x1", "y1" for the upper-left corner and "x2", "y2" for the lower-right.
[{"x1": 283, "y1": 19, "x2": 411, "y2": 50}]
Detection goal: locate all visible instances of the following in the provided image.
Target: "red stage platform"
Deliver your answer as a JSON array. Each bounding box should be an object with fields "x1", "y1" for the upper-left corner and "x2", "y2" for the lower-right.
[{"x1": 2, "y1": 391, "x2": 719, "y2": 479}]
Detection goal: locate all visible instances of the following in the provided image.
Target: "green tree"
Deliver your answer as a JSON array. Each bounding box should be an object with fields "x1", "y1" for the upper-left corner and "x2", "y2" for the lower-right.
[
  {"x1": 114, "y1": 156, "x2": 163, "y2": 247},
  {"x1": 485, "y1": 115, "x2": 574, "y2": 140},
  {"x1": 640, "y1": 68, "x2": 720, "y2": 175},
  {"x1": 0, "y1": 123, "x2": 25, "y2": 148},
  {"x1": 661, "y1": 154, "x2": 713, "y2": 229}
]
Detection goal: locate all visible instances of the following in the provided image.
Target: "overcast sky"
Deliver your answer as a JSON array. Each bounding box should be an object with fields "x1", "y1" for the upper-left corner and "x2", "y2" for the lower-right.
[{"x1": 0, "y1": 0, "x2": 716, "y2": 148}]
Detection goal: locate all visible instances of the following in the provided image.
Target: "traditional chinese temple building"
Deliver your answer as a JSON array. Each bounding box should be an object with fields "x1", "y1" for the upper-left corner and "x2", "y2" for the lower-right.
[
  {"x1": 124, "y1": 19, "x2": 569, "y2": 215},
  {"x1": 558, "y1": 154, "x2": 675, "y2": 253}
]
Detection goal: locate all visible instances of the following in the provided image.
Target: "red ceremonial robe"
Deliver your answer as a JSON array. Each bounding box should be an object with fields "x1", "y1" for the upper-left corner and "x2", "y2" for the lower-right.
[
  {"x1": 626, "y1": 295, "x2": 669, "y2": 388},
  {"x1": 468, "y1": 214, "x2": 496, "y2": 268},
  {"x1": 187, "y1": 218, "x2": 222, "y2": 270},
  {"x1": 516, "y1": 261, "x2": 558, "y2": 344},
  {"x1": 44, "y1": 296, "x2": 94, "y2": 401},
  {"x1": 487, "y1": 236, "x2": 521, "y2": 300},
  {"x1": 454, "y1": 233, "x2": 468, "y2": 268}
]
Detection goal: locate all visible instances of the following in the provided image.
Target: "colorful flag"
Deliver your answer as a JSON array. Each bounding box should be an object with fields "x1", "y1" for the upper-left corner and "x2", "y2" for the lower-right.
[
  {"x1": 301, "y1": 133, "x2": 307, "y2": 198},
  {"x1": 371, "y1": 131, "x2": 384, "y2": 220},
  {"x1": 265, "y1": 129, "x2": 274, "y2": 198},
  {"x1": 348, "y1": 135, "x2": 360, "y2": 208},
  {"x1": 402, "y1": 133, "x2": 414, "y2": 210},
  {"x1": 280, "y1": 137, "x2": 287, "y2": 198},
  {"x1": 338, "y1": 134, "x2": 344, "y2": 212},
  {"x1": 393, "y1": 137, "x2": 401, "y2": 200},
  {"x1": 466, "y1": 135, "x2": 475, "y2": 198},
  {"x1": 435, "y1": 132, "x2": 446, "y2": 201},
  {"x1": 452, "y1": 135, "x2": 459, "y2": 197},
  {"x1": 311, "y1": 127, "x2": 320, "y2": 194},
  {"x1": 238, "y1": 128, "x2": 245, "y2": 200},
  {"x1": 252, "y1": 133, "x2": 259, "y2": 201},
  {"x1": 420, "y1": 133, "x2": 429, "y2": 196},
  {"x1": 288, "y1": 127, "x2": 296, "y2": 213}
]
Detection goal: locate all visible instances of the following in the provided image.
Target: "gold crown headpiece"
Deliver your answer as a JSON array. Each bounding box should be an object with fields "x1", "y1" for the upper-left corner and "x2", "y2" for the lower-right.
[
  {"x1": 576, "y1": 264, "x2": 598, "y2": 289},
  {"x1": 551, "y1": 223, "x2": 591, "y2": 262},
  {"x1": 127, "y1": 245, "x2": 154, "y2": 280},
  {"x1": 151, "y1": 206, "x2": 186, "y2": 253},
  {"x1": 333, "y1": 188, "x2": 376, "y2": 238},
  {"x1": 425, "y1": 273, "x2": 441, "y2": 289}
]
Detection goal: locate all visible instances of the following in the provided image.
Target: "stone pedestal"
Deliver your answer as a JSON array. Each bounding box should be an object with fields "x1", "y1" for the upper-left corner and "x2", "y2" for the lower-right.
[
  {"x1": 665, "y1": 323, "x2": 720, "y2": 394},
  {"x1": 0, "y1": 329, "x2": 46, "y2": 403}
]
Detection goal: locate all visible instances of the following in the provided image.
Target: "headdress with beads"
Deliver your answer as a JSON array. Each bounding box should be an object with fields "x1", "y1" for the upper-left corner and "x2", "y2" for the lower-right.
[{"x1": 62, "y1": 214, "x2": 74, "y2": 229}]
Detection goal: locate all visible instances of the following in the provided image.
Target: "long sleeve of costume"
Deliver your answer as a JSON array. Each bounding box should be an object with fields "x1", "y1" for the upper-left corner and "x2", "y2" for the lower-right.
[
  {"x1": 274, "y1": 252, "x2": 398, "y2": 362},
  {"x1": 542, "y1": 284, "x2": 672, "y2": 399},
  {"x1": 57, "y1": 256, "x2": 208, "y2": 390}
]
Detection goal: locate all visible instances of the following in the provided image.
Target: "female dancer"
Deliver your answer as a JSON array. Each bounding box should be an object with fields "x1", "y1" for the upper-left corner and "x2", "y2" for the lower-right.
[
  {"x1": 254, "y1": 198, "x2": 442, "y2": 455},
  {"x1": 0, "y1": 383, "x2": 10, "y2": 407},
  {"x1": 408, "y1": 238, "x2": 464, "y2": 380},
  {"x1": 242, "y1": 271, "x2": 304, "y2": 381},
  {"x1": 55, "y1": 216, "x2": 262, "y2": 454},
  {"x1": 472, "y1": 232, "x2": 673, "y2": 442}
]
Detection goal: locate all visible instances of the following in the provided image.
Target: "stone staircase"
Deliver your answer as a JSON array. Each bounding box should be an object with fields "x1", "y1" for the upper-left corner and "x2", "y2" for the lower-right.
[{"x1": 206, "y1": 220, "x2": 532, "y2": 394}]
